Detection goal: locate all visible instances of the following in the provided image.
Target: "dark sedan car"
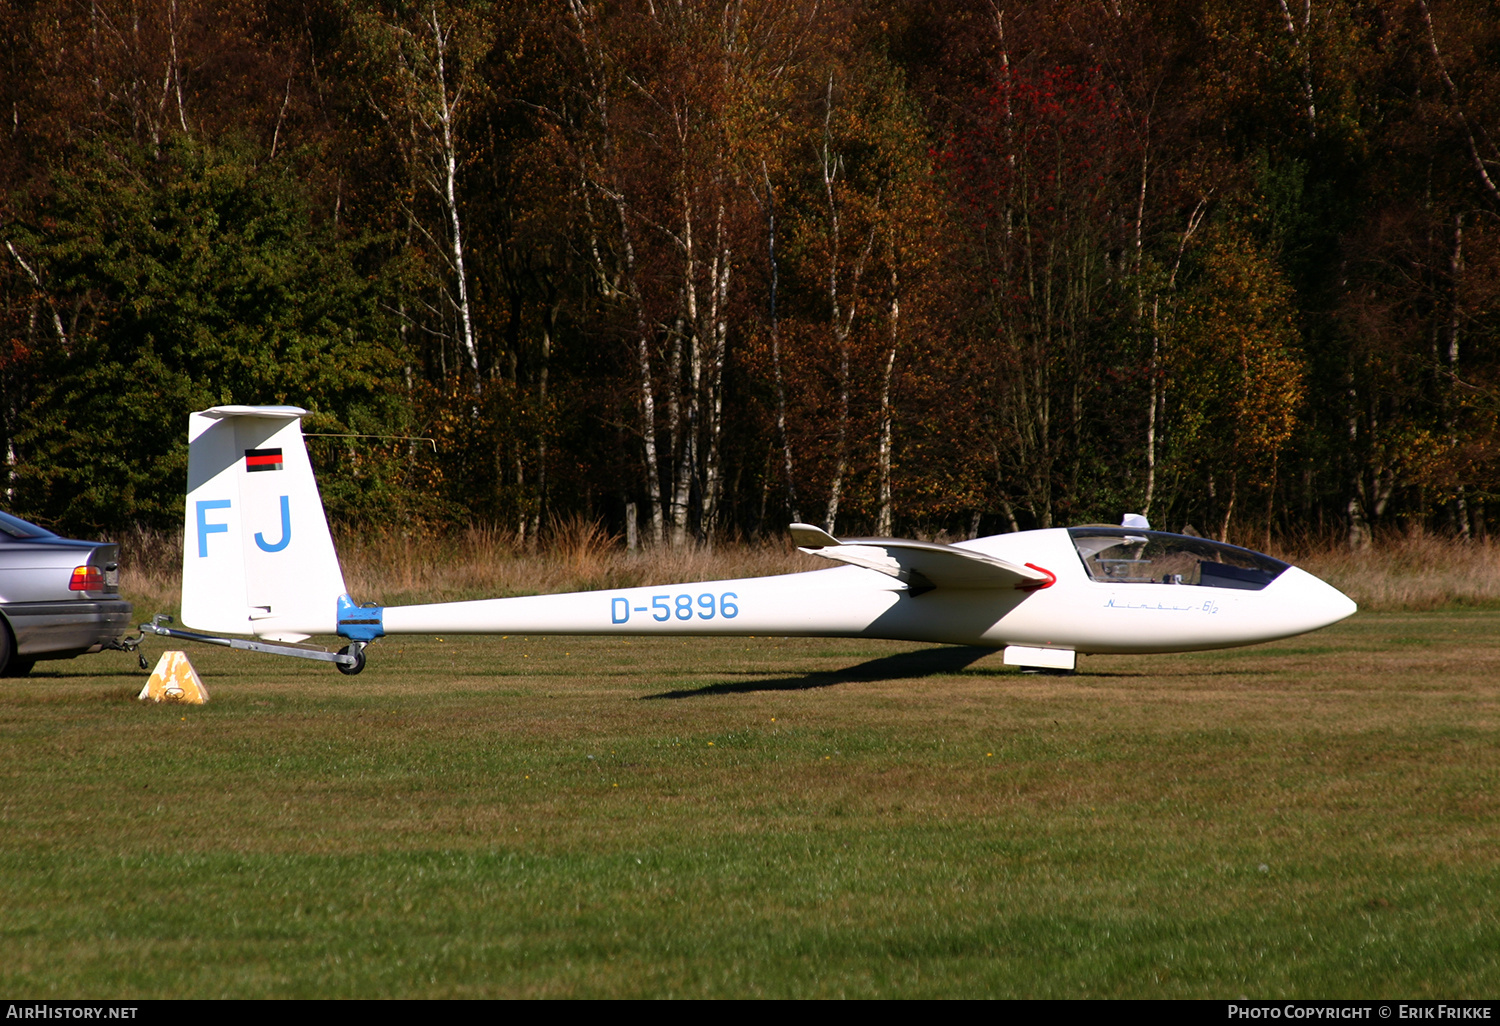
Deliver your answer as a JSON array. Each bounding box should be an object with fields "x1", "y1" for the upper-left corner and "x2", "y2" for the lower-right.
[{"x1": 0, "y1": 510, "x2": 134, "y2": 676}]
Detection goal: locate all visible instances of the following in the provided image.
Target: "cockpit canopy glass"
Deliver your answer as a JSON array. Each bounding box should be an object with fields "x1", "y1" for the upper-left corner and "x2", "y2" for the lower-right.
[{"x1": 1067, "y1": 528, "x2": 1290, "y2": 591}]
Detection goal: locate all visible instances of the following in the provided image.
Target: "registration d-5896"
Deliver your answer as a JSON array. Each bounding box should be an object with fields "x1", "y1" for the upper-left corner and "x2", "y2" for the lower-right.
[{"x1": 611, "y1": 593, "x2": 739, "y2": 624}]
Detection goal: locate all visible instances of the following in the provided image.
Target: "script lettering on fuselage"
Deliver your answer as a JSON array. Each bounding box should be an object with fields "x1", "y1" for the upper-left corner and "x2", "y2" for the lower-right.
[{"x1": 1103, "y1": 595, "x2": 1219, "y2": 614}]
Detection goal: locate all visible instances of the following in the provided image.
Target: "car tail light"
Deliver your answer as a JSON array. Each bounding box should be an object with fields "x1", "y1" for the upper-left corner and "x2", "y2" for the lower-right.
[{"x1": 69, "y1": 565, "x2": 103, "y2": 591}]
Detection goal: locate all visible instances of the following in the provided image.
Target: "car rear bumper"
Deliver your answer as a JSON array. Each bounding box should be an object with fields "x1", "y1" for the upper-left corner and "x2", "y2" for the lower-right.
[{"x1": 2, "y1": 599, "x2": 134, "y2": 659}]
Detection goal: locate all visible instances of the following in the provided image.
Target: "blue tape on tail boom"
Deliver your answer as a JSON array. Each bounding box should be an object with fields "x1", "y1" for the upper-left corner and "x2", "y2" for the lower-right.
[{"x1": 336, "y1": 593, "x2": 385, "y2": 641}]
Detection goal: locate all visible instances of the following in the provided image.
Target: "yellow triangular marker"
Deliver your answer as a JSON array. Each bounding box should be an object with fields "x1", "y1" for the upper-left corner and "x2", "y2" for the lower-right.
[{"x1": 138, "y1": 651, "x2": 209, "y2": 705}]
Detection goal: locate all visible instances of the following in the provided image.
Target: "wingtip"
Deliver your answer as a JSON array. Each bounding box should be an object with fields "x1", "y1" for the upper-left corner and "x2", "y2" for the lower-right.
[{"x1": 789, "y1": 523, "x2": 841, "y2": 549}]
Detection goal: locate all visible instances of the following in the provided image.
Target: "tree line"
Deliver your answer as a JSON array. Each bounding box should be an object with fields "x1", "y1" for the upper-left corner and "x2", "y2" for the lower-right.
[{"x1": 3, "y1": 0, "x2": 1498, "y2": 549}]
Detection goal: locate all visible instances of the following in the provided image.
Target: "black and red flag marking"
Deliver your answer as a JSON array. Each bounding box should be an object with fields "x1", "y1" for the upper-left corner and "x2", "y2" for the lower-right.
[{"x1": 244, "y1": 448, "x2": 283, "y2": 473}]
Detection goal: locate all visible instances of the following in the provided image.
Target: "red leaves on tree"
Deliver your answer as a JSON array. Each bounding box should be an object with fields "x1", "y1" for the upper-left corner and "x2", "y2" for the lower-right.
[{"x1": 943, "y1": 64, "x2": 1139, "y2": 252}]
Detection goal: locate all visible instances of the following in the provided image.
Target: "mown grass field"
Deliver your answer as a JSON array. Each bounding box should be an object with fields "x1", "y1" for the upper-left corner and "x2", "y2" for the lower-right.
[{"x1": 2, "y1": 611, "x2": 1498, "y2": 997}]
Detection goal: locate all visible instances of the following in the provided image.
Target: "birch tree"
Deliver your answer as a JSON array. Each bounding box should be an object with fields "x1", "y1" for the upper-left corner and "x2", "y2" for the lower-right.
[
  {"x1": 548, "y1": 0, "x2": 815, "y2": 546},
  {"x1": 355, "y1": 3, "x2": 491, "y2": 390},
  {"x1": 947, "y1": 62, "x2": 1140, "y2": 528},
  {"x1": 1167, "y1": 223, "x2": 1305, "y2": 541}
]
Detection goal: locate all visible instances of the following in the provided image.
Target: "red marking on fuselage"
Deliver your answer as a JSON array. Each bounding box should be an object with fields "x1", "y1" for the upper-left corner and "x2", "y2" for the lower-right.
[{"x1": 1017, "y1": 563, "x2": 1056, "y2": 591}]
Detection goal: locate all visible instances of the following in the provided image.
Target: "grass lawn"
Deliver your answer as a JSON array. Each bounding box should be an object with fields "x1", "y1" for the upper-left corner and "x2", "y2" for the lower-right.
[{"x1": 2, "y1": 612, "x2": 1497, "y2": 997}]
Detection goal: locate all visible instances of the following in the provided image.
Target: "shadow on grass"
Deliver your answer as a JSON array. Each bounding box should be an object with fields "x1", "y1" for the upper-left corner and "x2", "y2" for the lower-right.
[
  {"x1": 22, "y1": 664, "x2": 147, "y2": 680},
  {"x1": 644, "y1": 645, "x2": 1001, "y2": 699}
]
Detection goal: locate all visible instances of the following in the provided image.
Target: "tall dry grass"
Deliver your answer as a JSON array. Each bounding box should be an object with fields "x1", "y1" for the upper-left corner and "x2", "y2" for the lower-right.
[
  {"x1": 337, "y1": 516, "x2": 815, "y2": 606},
  {"x1": 112, "y1": 520, "x2": 1500, "y2": 617},
  {"x1": 112, "y1": 517, "x2": 817, "y2": 617},
  {"x1": 1287, "y1": 529, "x2": 1500, "y2": 612},
  {"x1": 111, "y1": 525, "x2": 187, "y2": 618}
]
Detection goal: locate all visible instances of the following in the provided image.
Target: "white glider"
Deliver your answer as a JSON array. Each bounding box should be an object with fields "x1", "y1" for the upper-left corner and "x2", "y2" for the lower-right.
[{"x1": 157, "y1": 405, "x2": 1356, "y2": 674}]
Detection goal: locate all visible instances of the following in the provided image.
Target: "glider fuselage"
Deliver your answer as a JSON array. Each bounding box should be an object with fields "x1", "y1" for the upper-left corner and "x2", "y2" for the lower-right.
[{"x1": 375, "y1": 528, "x2": 1353, "y2": 655}]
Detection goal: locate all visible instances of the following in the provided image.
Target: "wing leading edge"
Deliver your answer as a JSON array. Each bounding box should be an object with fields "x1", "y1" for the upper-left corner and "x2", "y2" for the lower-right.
[{"x1": 788, "y1": 523, "x2": 1054, "y2": 594}]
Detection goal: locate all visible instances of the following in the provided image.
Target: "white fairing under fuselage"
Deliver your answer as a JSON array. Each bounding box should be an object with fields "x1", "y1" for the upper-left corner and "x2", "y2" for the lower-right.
[{"x1": 378, "y1": 528, "x2": 1356, "y2": 655}]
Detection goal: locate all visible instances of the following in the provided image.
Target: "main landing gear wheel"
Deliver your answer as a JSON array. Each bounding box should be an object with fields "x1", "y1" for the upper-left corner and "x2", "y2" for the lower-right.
[{"x1": 336, "y1": 644, "x2": 366, "y2": 676}]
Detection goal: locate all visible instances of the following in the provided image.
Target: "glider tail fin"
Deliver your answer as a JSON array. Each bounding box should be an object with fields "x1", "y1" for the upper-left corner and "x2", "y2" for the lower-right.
[{"x1": 180, "y1": 406, "x2": 346, "y2": 641}]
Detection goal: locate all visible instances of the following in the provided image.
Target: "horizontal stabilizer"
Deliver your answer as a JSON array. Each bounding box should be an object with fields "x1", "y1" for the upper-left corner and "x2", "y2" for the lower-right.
[{"x1": 789, "y1": 524, "x2": 1052, "y2": 592}]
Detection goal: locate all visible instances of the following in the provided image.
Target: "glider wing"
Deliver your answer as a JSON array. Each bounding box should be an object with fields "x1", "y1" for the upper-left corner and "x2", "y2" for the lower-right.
[{"x1": 788, "y1": 523, "x2": 1053, "y2": 593}]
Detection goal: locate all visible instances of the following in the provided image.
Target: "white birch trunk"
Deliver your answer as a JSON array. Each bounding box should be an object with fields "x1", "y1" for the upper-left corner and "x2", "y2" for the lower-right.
[
  {"x1": 619, "y1": 196, "x2": 665, "y2": 547},
  {"x1": 4, "y1": 242, "x2": 69, "y2": 350},
  {"x1": 818, "y1": 80, "x2": 875, "y2": 535},
  {"x1": 700, "y1": 197, "x2": 729, "y2": 545},
  {"x1": 427, "y1": 7, "x2": 479, "y2": 387},
  {"x1": 876, "y1": 280, "x2": 898, "y2": 538},
  {"x1": 761, "y1": 162, "x2": 801, "y2": 523},
  {"x1": 1447, "y1": 212, "x2": 1469, "y2": 539},
  {"x1": 1146, "y1": 198, "x2": 1209, "y2": 516},
  {"x1": 1418, "y1": 0, "x2": 1500, "y2": 207},
  {"x1": 669, "y1": 190, "x2": 697, "y2": 548},
  {"x1": 821, "y1": 79, "x2": 847, "y2": 535},
  {"x1": 1276, "y1": 0, "x2": 1317, "y2": 141},
  {"x1": 566, "y1": 0, "x2": 663, "y2": 541}
]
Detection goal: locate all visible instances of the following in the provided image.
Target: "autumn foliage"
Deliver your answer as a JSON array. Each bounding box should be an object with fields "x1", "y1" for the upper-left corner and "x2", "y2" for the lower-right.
[{"x1": 3, "y1": 0, "x2": 1499, "y2": 549}]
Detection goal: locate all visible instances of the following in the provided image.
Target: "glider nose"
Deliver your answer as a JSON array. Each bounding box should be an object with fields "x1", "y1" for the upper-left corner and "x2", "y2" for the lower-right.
[{"x1": 1273, "y1": 566, "x2": 1358, "y2": 633}]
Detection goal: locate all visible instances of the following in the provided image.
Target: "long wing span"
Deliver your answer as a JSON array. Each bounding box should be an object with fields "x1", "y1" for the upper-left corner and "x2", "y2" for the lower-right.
[{"x1": 788, "y1": 523, "x2": 1053, "y2": 593}]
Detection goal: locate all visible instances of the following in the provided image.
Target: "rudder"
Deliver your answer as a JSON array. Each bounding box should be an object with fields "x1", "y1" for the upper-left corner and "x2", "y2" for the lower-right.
[{"x1": 181, "y1": 406, "x2": 346, "y2": 640}]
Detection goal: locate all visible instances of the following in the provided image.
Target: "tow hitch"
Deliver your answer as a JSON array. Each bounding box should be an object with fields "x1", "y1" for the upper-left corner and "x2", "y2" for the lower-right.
[{"x1": 139, "y1": 614, "x2": 366, "y2": 674}]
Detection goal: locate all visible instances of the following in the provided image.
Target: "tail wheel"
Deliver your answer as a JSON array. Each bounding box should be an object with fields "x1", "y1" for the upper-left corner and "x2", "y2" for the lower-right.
[{"x1": 336, "y1": 644, "x2": 366, "y2": 676}]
